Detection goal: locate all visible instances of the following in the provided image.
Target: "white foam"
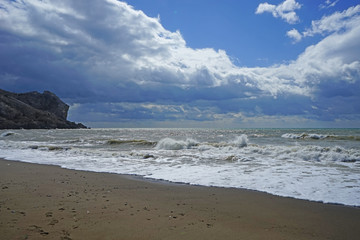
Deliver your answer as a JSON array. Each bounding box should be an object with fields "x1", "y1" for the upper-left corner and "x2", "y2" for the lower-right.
[
  {"x1": 231, "y1": 134, "x2": 248, "y2": 147},
  {"x1": 0, "y1": 131, "x2": 16, "y2": 137},
  {"x1": 308, "y1": 134, "x2": 328, "y2": 139},
  {"x1": 155, "y1": 138, "x2": 198, "y2": 150},
  {"x1": 281, "y1": 133, "x2": 328, "y2": 140},
  {"x1": 281, "y1": 133, "x2": 302, "y2": 139},
  {"x1": 1, "y1": 129, "x2": 359, "y2": 206}
]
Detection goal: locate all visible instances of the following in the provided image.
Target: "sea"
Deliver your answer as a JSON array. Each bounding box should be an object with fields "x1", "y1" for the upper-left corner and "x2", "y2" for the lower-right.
[{"x1": 1, "y1": 128, "x2": 359, "y2": 207}]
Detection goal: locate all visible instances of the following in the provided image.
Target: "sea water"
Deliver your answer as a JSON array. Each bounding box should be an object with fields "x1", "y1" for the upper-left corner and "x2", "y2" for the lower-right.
[{"x1": 0, "y1": 128, "x2": 359, "y2": 206}]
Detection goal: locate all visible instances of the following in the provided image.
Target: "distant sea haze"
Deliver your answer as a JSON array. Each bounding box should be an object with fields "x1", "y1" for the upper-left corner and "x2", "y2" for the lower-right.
[{"x1": 1, "y1": 128, "x2": 359, "y2": 206}]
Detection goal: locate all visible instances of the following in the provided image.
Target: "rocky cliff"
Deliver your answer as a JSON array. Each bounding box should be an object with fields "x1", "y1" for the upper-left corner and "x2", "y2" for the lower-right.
[{"x1": 0, "y1": 89, "x2": 87, "y2": 129}]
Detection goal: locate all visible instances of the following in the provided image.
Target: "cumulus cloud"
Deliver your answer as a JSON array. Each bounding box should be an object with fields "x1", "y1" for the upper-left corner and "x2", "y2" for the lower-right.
[
  {"x1": 304, "y1": 5, "x2": 360, "y2": 37},
  {"x1": 286, "y1": 28, "x2": 302, "y2": 42},
  {"x1": 255, "y1": 0, "x2": 302, "y2": 24},
  {"x1": 287, "y1": 5, "x2": 360, "y2": 41},
  {"x1": 0, "y1": 0, "x2": 359, "y2": 126}
]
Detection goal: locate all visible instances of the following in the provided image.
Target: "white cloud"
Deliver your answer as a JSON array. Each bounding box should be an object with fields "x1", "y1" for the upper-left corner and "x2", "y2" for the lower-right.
[
  {"x1": 291, "y1": 23, "x2": 360, "y2": 85},
  {"x1": 286, "y1": 28, "x2": 302, "y2": 42},
  {"x1": 255, "y1": 0, "x2": 302, "y2": 24},
  {"x1": 304, "y1": 5, "x2": 360, "y2": 37},
  {"x1": 239, "y1": 6, "x2": 360, "y2": 97},
  {"x1": 287, "y1": 5, "x2": 360, "y2": 42},
  {"x1": 319, "y1": 0, "x2": 339, "y2": 10},
  {"x1": 0, "y1": 0, "x2": 359, "y2": 124},
  {"x1": 255, "y1": 2, "x2": 276, "y2": 14}
]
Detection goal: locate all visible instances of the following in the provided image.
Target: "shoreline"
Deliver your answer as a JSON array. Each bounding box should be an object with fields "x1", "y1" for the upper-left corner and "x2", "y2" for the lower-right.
[
  {"x1": 3, "y1": 157, "x2": 359, "y2": 209},
  {"x1": 1, "y1": 158, "x2": 360, "y2": 239},
  {"x1": 134, "y1": 175, "x2": 360, "y2": 208}
]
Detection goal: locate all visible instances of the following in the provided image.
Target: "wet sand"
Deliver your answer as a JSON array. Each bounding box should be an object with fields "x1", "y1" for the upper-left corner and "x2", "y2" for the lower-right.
[{"x1": 1, "y1": 158, "x2": 359, "y2": 240}]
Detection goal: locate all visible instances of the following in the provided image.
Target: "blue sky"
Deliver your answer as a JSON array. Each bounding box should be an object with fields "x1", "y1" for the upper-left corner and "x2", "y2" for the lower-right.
[
  {"x1": 126, "y1": 0, "x2": 356, "y2": 66},
  {"x1": 0, "y1": 0, "x2": 360, "y2": 128}
]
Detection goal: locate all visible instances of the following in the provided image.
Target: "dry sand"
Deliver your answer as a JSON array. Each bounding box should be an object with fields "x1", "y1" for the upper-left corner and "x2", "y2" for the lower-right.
[{"x1": 1, "y1": 158, "x2": 359, "y2": 240}]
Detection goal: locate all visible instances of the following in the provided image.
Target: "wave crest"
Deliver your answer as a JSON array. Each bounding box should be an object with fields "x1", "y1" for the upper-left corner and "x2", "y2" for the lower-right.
[
  {"x1": 281, "y1": 133, "x2": 328, "y2": 139},
  {"x1": 231, "y1": 134, "x2": 248, "y2": 148},
  {"x1": 282, "y1": 133, "x2": 360, "y2": 141},
  {"x1": 106, "y1": 139, "x2": 156, "y2": 146},
  {"x1": 0, "y1": 131, "x2": 16, "y2": 137},
  {"x1": 155, "y1": 138, "x2": 198, "y2": 150}
]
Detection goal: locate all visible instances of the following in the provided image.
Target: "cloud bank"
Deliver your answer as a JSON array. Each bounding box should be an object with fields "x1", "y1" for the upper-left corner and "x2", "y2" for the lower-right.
[{"x1": 0, "y1": 0, "x2": 359, "y2": 127}]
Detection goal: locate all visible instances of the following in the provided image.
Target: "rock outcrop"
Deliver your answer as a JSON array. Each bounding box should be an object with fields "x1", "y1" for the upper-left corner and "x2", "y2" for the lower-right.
[{"x1": 0, "y1": 89, "x2": 87, "y2": 129}]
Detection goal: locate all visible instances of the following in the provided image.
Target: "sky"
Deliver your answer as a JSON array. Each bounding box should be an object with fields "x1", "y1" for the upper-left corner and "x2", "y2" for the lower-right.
[{"x1": 0, "y1": 0, "x2": 360, "y2": 128}]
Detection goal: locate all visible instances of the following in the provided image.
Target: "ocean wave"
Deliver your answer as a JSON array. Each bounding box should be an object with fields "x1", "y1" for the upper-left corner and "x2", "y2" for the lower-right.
[
  {"x1": 327, "y1": 135, "x2": 360, "y2": 141},
  {"x1": 281, "y1": 133, "x2": 360, "y2": 141},
  {"x1": 106, "y1": 139, "x2": 156, "y2": 146},
  {"x1": 195, "y1": 142, "x2": 359, "y2": 163},
  {"x1": 155, "y1": 138, "x2": 199, "y2": 150},
  {"x1": 1, "y1": 128, "x2": 360, "y2": 207},
  {"x1": 0, "y1": 131, "x2": 16, "y2": 137},
  {"x1": 288, "y1": 146, "x2": 359, "y2": 163},
  {"x1": 231, "y1": 134, "x2": 248, "y2": 147},
  {"x1": 155, "y1": 135, "x2": 249, "y2": 150},
  {"x1": 28, "y1": 145, "x2": 71, "y2": 151},
  {"x1": 281, "y1": 133, "x2": 328, "y2": 139},
  {"x1": 258, "y1": 144, "x2": 359, "y2": 163}
]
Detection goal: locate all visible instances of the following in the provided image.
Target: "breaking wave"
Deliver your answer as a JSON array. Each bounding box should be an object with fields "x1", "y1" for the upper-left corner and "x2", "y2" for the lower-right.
[
  {"x1": 281, "y1": 133, "x2": 360, "y2": 141},
  {"x1": 281, "y1": 133, "x2": 328, "y2": 139},
  {"x1": 231, "y1": 134, "x2": 248, "y2": 147},
  {"x1": 155, "y1": 138, "x2": 199, "y2": 150},
  {"x1": 273, "y1": 145, "x2": 360, "y2": 163},
  {"x1": 28, "y1": 145, "x2": 71, "y2": 151},
  {"x1": 1, "y1": 128, "x2": 359, "y2": 206},
  {"x1": 106, "y1": 139, "x2": 156, "y2": 146},
  {"x1": 0, "y1": 131, "x2": 16, "y2": 137},
  {"x1": 155, "y1": 135, "x2": 249, "y2": 150}
]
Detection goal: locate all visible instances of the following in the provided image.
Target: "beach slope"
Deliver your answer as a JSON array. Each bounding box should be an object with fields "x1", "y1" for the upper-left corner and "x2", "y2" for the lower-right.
[{"x1": 1, "y1": 158, "x2": 359, "y2": 240}]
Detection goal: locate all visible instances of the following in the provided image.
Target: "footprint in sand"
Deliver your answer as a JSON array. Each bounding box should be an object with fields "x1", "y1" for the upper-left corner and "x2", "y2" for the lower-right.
[
  {"x1": 49, "y1": 219, "x2": 59, "y2": 226},
  {"x1": 61, "y1": 230, "x2": 72, "y2": 240},
  {"x1": 28, "y1": 225, "x2": 49, "y2": 236},
  {"x1": 45, "y1": 212, "x2": 53, "y2": 217}
]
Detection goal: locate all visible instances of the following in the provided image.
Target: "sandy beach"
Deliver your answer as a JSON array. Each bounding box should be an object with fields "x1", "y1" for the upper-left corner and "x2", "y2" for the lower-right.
[{"x1": 1, "y1": 158, "x2": 359, "y2": 240}]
